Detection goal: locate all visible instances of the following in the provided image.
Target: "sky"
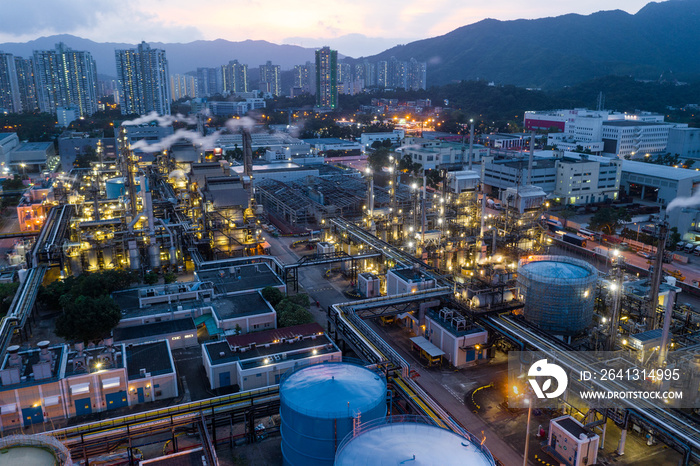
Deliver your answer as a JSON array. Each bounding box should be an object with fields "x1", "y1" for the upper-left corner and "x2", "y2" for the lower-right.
[{"x1": 1, "y1": 0, "x2": 656, "y2": 56}]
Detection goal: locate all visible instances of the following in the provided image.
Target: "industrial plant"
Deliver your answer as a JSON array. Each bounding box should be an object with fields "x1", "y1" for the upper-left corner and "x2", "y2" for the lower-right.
[{"x1": 0, "y1": 113, "x2": 698, "y2": 466}]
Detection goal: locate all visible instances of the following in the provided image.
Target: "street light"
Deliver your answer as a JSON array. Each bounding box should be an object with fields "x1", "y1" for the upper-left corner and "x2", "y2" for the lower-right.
[{"x1": 20, "y1": 163, "x2": 26, "y2": 179}]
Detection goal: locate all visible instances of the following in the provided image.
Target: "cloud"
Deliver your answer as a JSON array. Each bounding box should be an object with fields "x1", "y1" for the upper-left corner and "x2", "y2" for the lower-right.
[
  {"x1": 283, "y1": 33, "x2": 417, "y2": 58},
  {"x1": 0, "y1": 0, "x2": 203, "y2": 43}
]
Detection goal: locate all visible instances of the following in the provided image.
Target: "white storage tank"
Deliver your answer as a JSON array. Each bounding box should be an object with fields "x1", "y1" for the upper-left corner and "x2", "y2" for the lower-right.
[
  {"x1": 280, "y1": 362, "x2": 386, "y2": 466},
  {"x1": 335, "y1": 416, "x2": 496, "y2": 466}
]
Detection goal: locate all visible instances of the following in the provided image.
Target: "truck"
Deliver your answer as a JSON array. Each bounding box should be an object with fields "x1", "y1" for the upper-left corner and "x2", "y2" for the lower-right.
[{"x1": 562, "y1": 233, "x2": 587, "y2": 248}]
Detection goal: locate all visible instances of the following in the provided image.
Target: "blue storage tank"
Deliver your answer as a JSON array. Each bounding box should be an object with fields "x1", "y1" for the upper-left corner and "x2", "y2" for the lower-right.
[
  {"x1": 280, "y1": 362, "x2": 387, "y2": 466},
  {"x1": 105, "y1": 177, "x2": 147, "y2": 199}
]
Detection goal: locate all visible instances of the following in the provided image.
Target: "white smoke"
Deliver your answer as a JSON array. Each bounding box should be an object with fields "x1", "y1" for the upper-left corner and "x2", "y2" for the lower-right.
[
  {"x1": 666, "y1": 188, "x2": 700, "y2": 212},
  {"x1": 125, "y1": 115, "x2": 258, "y2": 153},
  {"x1": 121, "y1": 111, "x2": 201, "y2": 126}
]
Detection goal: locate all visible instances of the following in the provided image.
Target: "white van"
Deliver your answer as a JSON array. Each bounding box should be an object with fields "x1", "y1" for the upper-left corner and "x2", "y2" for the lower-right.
[{"x1": 685, "y1": 242, "x2": 696, "y2": 253}]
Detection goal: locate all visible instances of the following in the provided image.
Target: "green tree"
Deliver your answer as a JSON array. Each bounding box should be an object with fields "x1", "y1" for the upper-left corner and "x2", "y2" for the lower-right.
[
  {"x1": 285, "y1": 293, "x2": 310, "y2": 308},
  {"x1": 2, "y1": 175, "x2": 25, "y2": 192},
  {"x1": 276, "y1": 301, "x2": 314, "y2": 327},
  {"x1": 0, "y1": 283, "x2": 19, "y2": 316},
  {"x1": 55, "y1": 295, "x2": 122, "y2": 344},
  {"x1": 367, "y1": 147, "x2": 391, "y2": 173},
  {"x1": 425, "y1": 169, "x2": 442, "y2": 190},
  {"x1": 557, "y1": 207, "x2": 577, "y2": 228},
  {"x1": 143, "y1": 272, "x2": 159, "y2": 285},
  {"x1": 669, "y1": 227, "x2": 681, "y2": 250},
  {"x1": 261, "y1": 286, "x2": 284, "y2": 307},
  {"x1": 163, "y1": 272, "x2": 177, "y2": 284},
  {"x1": 589, "y1": 207, "x2": 631, "y2": 235}
]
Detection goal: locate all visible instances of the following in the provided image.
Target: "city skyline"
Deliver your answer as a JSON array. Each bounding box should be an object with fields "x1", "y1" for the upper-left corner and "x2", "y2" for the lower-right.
[{"x1": 2, "y1": 0, "x2": 655, "y2": 57}]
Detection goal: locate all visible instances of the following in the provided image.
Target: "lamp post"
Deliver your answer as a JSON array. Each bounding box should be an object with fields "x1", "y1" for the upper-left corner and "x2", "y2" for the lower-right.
[
  {"x1": 513, "y1": 384, "x2": 533, "y2": 466},
  {"x1": 20, "y1": 163, "x2": 26, "y2": 180}
]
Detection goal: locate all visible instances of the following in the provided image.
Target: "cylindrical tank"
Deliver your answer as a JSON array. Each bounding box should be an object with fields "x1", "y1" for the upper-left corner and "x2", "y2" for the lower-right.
[
  {"x1": 128, "y1": 248, "x2": 140, "y2": 270},
  {"x1": 102, "y1": 248, "x2": 113, "y2": 268},
  {"x1": 149, "y1": 243, "x2": 161, "y2": 268},
  {"x1": 471, "y1": 290, "x2": 514, "y2": 308},
  {"x1": 517, "y1": 255, "x2": 597, "y2": 335},
  {"x1": 69, "y1": 256, "x2": 82, "y2": 276},
  {"x1": 169, "y1": 246, "x2": 178, "y2": 265},
  {"x1": 105, "y1": 177, "x2": 126, "y2": 199},
  {"x1": 335, "y1": 416, "x2": 495, "y2": 466},
  {"x1": 87, "y1": 249, "x2": 98, "y2": 269},
  {"x1": 0, "y1": 434, "x2": 72, "y2": 465},
  {"x1": 17, "y1": 269, "x2": 28, "y2": 284},
  {"x1": 105, "y1": 177, "x2": 146, "y2": 199},
  {"x1": 280, "y1": 363, "x2": 387, "y2": 466}
]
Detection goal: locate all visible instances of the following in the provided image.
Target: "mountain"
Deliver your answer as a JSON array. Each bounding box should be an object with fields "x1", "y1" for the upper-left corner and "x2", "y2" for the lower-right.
[
  {"x1": 0, "y1": 34, "x2": 319, "y2": 77},
  {"x1": 360, "y1": 0, "x2": 700, "y2": 88}
]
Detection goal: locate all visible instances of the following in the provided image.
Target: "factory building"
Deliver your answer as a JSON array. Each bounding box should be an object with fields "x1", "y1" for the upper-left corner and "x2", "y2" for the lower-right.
[
  {"x1": 16, "y1": 180, "x2": 57, "y2": 233},
  {"x1": 386, "y1": 267, "x2": 437, "y2": 295},
  {"x1": 620, "y1": 160, "x2": 700, "y2": 236},
  {"x1": 483, "y1": 151, "x2": 621, "y2": 205},
  {"x1": 113, "y1": 271, "x2": 281, "y2": 335},
  {"x1": 112, "y1": 318, "x2": 198, "y2": 349},
  {"x1": 202, "y1": 323, "x2": 341, "y2": 391},
  {"x1": 0, "y1": 339, "x2": 177, "y2": 429},
  {"x1": 401, "y1": 138, "x2": 488, "y2": 170},
  {"x1": 424, "y1": 308, "x2": 489, "y2": 367}
]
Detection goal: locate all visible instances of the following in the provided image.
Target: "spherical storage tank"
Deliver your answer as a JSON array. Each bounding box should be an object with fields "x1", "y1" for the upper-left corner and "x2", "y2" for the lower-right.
[
  {"x1": 105, "y1": 177, "x2": 147, "y2": 199},
  {"x1": 335, "y1": 417, "x2": 496, "y2": 466},
  {"x1": 280, "y1": 362, "x2": 387, "y2": 466},
  {"x1": 517, "y1": 255, "x2": 597, "y2": 335}
]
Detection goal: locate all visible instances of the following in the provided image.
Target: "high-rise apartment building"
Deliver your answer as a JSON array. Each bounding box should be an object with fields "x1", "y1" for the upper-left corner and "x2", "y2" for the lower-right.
[
  {"x1": 196, "y1": 67, "x2": 223, "y2": 97},
  {"x1": 0, "y1": 52, "x2": 21, "y2": 113},
  {"x1": 222, "y1": 60, "x2": 248, "y2": 94},
  {"x1": 315, "y1": 47, "x2": 337, "y2": 109},
  {"x1": 14, "y1": 57, "x2": 38, "y2": 112},
  {"x1": 293, "y1": 62, "x2": 315, "y2": 95},
  {"x1": 115, "y1": 42, "x2": 171, "y2": 116},
  {"x1": 33, "y1": 43, "x2": 98, "y2": 116},
  {"x1": 259, "y1": 61, "x2": 281, "y2": 96},
  {"x1": 170, "y1": 74, "x2": 197, "y2": 101},
  {"x1": 407, "y1": 58, "x2": 427, "y2": 91},
  {"x1": 376, "y1": 60, "x2": 389, "y2": 88}
]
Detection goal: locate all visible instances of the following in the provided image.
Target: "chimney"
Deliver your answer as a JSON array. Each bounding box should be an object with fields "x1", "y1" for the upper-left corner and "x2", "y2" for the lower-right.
[
  {"x1": 7, "y1": 345, "x2": 21, "y2": 368},
  {"x1": 37, "y1": 340, "x2": 52, "y2": 363}
]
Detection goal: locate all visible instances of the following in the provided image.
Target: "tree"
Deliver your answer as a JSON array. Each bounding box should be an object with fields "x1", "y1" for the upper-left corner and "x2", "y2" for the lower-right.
[
  {"x1": 0, "y1": 283, "x2": 19, "y2": 316},
  {"x1": 285, "y1": 293, "x2": 310, "y2": 308},
  {"x1": 589, "y1": 206, "x2": 631, "y2": 234},
  {"x1": 669, "y1": 227, "x2": 681, "y2": 250},
  {"x1": 367, "y1": 147, "x2": 391, "y2": 173},
  {"x1": 261, "y1": 286, "x2": 284, "y2": 307},
  {"x1": 277, "y1": 302, "x2": 314, "y2": 327},
  {"x1": 55, "y1": 295, "x2": 122, "y2": 344},
  {"x1": 163, "y1": 272, "x2": 177, "y2": 284},
  {"x1": 143, "y1": 272, "x2": 159, "y2": 285},
  {"x1": 425, "y1": 169, "x2": 442, "y2": 190}
]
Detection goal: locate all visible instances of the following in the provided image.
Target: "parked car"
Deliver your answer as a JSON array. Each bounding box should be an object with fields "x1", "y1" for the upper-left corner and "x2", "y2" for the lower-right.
[
  {"x1": 685, "y1": 243, "x2": 696, "y2": 253},
  {"x1": 676, "y1": 241, "x2": 687, "y2": 251},
  {"x1": 637, "y1": 251, "x2": 652, "y2": 259}
]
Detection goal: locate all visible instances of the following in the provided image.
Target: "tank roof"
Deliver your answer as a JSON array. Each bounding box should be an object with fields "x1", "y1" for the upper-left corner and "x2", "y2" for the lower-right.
[
  {"x1": 281, "y1": 363, "x2": 385, "y2": 418},
  {"x1": 335, "y1": 422, "x2": 494, "y2": 466},
  {"x1": 521, "y1": 260, "x2": 592, "y2": 279}
]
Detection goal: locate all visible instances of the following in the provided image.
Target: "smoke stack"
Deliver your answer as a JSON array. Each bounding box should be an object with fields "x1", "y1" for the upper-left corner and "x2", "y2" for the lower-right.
[
  {"x1": 527, "y1": 131, "x2": 535, "y2": 186},
  {"x1": 7, "y1": 345, "x2": 21, "y2": 368},
  {"x1": 37, "y1": 340, "x2": 51, "y2": 363}
]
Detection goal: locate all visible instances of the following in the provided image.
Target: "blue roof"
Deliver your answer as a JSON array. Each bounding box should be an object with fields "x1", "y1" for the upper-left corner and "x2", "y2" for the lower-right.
[
  {"x1": 281, "y1": 363, "x2": 386, "y2": 418},
  {"x1": 0, "y1": 133, "x2": 16, "y2": 141}
]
